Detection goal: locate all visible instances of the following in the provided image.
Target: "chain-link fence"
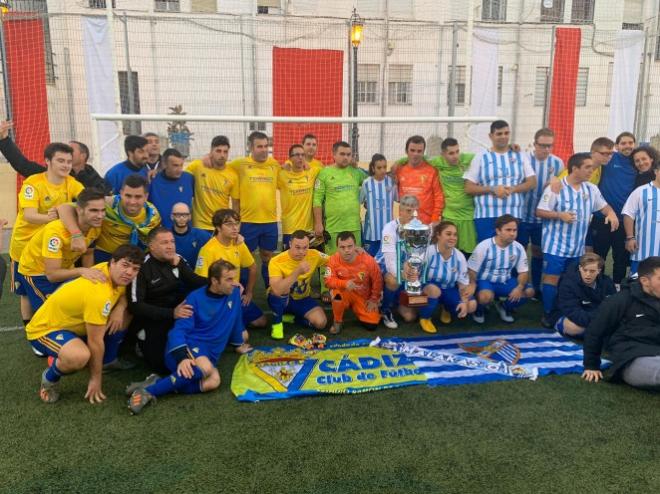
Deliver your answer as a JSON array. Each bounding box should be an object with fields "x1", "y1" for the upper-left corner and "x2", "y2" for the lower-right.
[{"x1": 1, "y1": 4, "x2": 660, "y2": 165}]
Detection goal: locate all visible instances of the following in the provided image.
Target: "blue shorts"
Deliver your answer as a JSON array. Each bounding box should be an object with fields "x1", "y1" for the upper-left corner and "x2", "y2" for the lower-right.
[
  {"x1": 164, "y1": 341, "x2": 220, "y2": 373},
  {"x1": 543, "y1": 253, "x2": 579, "y2": 276},
  {"x1": 554, "y1": 316, "x2": 567, "y2": 336},
  {"x1": 477, "y1": 278, "x2": 532, "y2": 298},
  {"x1": 517, "y1": 222, "x2": 542, "y2": 247},
  {"x1": 474, "y1": 218, "x2": 497, "y2": 243},
  {"x1": 94, "y1": 249, "x2": 112, "y2": 264},
  {"x1": 242, "y1": 300, "x2": 264, "y2": 326},
  {"x1": 29, "y1": 329, "x2": 123, "y2": 364},
  {"x1": 282, "y1": 234, "x2": 292, "y2": 251},
  {"x1": 241, "y1": 222, "x2": 278, "y2": 252},
  {"x1": 438, "y1": 286, "x2": 473, "y2": 315},
  {"x1": 20, "y1": 274, "x2": 60, "y2": 312},
  {"x1": 362, "y1": 240, "x2": 381, "y2": 258},
  {"x1": 285, "y1": 296, "x2": 319, "y2": 319},
  {"x1": 10, "y1": 259, "x2": 26, "y2": 296}
]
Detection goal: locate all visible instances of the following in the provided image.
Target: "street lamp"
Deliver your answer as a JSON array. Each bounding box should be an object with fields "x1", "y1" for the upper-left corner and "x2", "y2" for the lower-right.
[
  {"x1": 350, "y1": 8, "x2": 363, "y2": 162},
  {"x1": 0, "y1": 2, "x2": 9, "y2": 15}
]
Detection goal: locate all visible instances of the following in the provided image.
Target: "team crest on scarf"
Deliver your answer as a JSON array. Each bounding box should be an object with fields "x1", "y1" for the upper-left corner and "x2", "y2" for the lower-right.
[
  {"x1": 248, "y1": 348, "x2": 310, "y2": 391},
  {"x1": 459, "y1": 338, "x2": 521, "y2": 365}
]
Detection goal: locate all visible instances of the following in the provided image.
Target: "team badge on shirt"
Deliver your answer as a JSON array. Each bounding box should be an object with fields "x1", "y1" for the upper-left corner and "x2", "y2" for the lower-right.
[
  {"x1": 24, "y1": 185, "x2": 35, "y2": 200},
  {"x1": 509, "y1": 255, "x2": 516, "y2": 263},
  {"x1": 228, "y1": 301, "x2": 233, "y2": 309},
  {"x1": 102, "y1": 301, "x2": 112, "y2": 317},
  {"x1": 47, "y1": 237, "x2": 62, "y2": 253}
]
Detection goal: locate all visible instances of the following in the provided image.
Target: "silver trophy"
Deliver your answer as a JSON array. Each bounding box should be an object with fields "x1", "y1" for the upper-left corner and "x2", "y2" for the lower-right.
[{"x1": 398, "y1": 211, "x2": 432, "y2": 307}]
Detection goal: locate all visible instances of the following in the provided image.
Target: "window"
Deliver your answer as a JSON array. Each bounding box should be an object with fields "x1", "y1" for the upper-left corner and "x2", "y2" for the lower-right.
[
  {"x1": 447, "y1": 65, "x2": 467, "y2": 107},
  {"x1": 357, "y1": 64, "x2": 379, "y2": 105},
  {"x1": 257, "y1": 0, "x2": 281, "y2": 14},
  {"x1": 12, "y1": 0, "x2": 55, "y2": 84},
  {"x1": 622, "y1": 23, "x2": 643, "y2": 30},
  {"x1": 571, "y1": 0, "x2": 594, "y2": 24},
  {"x1": 534, "y1": 66, "x2": 550, "y2": 107},
  {"x1": 388, "y1": 65, "x2": 413, "y2": 105},
  {"x1": 88, "y1": 0, "x2": 116, "y2": 7},
  {"x1": 482, "y1": 0, "x2": 507, "y2": 21},
  {"x1": 118, "y1": 71, "x2": 142, "y2": 135},
  {"x1": 155, "y1": 0, "x2": 180, "y2": 12},
  {"x1": 576, "y1": 67, "x2": 589, "y2": 106},
  {"x1": 497, "y1": 65, "x2": 503, "y2": 106},
  {"x1": 540, "y1": 0, "x2": 564, "y2": 23},
  {"x1": 191, "y1": 0, "x2": 216, "y2": 13},
  {"x1": 249, "y1": 122, "x2": 266, "y2": 131}
]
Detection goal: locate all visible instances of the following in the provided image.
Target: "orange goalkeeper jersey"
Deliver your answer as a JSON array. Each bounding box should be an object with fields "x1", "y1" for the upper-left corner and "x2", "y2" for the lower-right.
[
  {"x1": 324, "y1": 251, "x2": 383, "y2": 302},
  {"x1": 395, "y1": 161, "x2": 445, "y2": 223}
]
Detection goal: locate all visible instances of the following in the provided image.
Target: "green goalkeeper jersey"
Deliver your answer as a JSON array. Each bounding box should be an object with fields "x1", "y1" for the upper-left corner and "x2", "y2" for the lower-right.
[
  {"x1": 312, "y1": 165, "x2": 365, "y2": 232},
  {"x1": 428, "y1": 153, "x2": 475, "y2": 220}
]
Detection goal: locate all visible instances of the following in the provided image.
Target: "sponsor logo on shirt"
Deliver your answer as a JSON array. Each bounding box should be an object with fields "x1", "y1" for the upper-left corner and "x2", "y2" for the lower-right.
[
  {"x1": 47, "y1": 237, "x2": 61, "y2": 253},
  {"x1": 24, "y1": 185, "x2": 35, "y2": 200}
]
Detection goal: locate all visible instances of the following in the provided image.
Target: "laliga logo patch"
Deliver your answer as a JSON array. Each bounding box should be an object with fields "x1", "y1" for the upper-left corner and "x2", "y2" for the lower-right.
[
  {"x1": 24, "y1": 185, "x2": 35, "y2": 200},
  {"x1": 459, "y1": 338, "x2": 521, "y2": 365},
  {"x1": 228, "y1": 301, "x2": 233, "y2": 309},
  {"x1": 196, "y1": 257, "x2": 204, "y2": 268},
  {"x1": 324, "y1": 266, "x2": 332, "y2": 277},
  {"x1": 102, "y1": 301, "x2": 112, "y2": 317},
  {"x1": 47, "y1": 237, "x2": 61, "y2": 253}
]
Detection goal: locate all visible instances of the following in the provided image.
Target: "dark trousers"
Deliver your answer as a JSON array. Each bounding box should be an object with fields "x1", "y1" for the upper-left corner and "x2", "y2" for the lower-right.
[
  {"x1": 133, "y1": 318, "x2": 173, "y2": 375},
  {"x1": 591, "y1": 215, "x2": 629, "y2": 283}
]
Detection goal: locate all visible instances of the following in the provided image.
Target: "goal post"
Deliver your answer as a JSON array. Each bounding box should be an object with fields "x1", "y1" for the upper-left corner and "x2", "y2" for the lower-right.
[{"x1": 90, "y1": 114, "x2": 499, "y2": 174}]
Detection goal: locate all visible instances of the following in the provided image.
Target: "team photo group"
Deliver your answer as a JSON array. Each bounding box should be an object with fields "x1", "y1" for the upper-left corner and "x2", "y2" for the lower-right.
[{"x1": 1, "y1": 117, "x2": 659, "y2": 415}]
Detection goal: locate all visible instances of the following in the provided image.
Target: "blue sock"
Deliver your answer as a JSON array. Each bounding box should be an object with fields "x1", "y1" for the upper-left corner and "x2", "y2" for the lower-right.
[
  {"x1": 382, "y1": 287, "x2": 398, "y2": 312},
  {"x1": 475, "y1": 304, "x2": 485, "y2": 316},
  {"x1": 146, "y1": 366, "x2": 204, "y2": 397},
  {"x1": 103, "y1": 329, "x2": 126, "y2": 364},
  {"x1": 268, "y1": 293, "x2": 288, "y2": 324},
  {"x1": 261, "y1": 261, "x2": 270, "y2": 289},
  {"x1": 531, "y1": 257, "x2": 543, "y2": 292},
  {"x1": 418, "y1": 296, "x2": 439, "y2": 319},
  {"x1": 45, "y1": 358, "x2": 63, "y2": 383},
  {"x1": 542, "y1": 283, "x2": 558, "y2": 315}
]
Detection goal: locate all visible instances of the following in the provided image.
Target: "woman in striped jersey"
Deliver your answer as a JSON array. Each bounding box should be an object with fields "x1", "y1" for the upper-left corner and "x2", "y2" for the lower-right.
[{"x1": 417, "y1": 221, "x2": 477, "y2": 334}]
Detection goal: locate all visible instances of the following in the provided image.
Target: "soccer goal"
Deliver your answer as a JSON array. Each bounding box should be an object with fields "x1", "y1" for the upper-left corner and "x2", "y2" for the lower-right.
[{"x1": 90, "y1": 114, "x2": 498, "y2": 173}]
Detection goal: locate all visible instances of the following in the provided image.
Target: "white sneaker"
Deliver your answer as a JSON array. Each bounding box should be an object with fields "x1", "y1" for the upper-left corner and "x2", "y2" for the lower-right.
[
  {"x1": 494, "y1": 301, "x2": 515, "y2": 323},
  {"x1": 472, "y1": 311, "x2": 485, "y2": 324},
  {"x1": 382, "y1": 310, "x2": 398, "y2": 329}
]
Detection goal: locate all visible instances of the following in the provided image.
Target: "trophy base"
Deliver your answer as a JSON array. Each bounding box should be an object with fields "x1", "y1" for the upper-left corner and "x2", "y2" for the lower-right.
[{"x1": 400, "y1": 292, "x2": 428, "y2": 308}]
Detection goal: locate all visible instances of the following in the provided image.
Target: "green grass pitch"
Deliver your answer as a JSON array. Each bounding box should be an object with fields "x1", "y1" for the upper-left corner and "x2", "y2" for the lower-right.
[{"x1": 0, "y1": 254, "x2": 658, "y2": 493}]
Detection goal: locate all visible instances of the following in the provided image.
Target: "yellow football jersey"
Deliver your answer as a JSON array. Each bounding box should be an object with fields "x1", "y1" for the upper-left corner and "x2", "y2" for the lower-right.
[
  {"x1": 228, "y1": 155, "x2": 280, "y2": 223},
  {"x1": 19, "y1": 220, "x2": 100, "y2": 276},
  {"x1": 26, "y1": 262, "x2": 125, "y2": 341},
  {"x1": 268, "y1": 248, "x2": 329, "y2": 299},
  {"x1": 95, "y1": 200, "x2": 161, "y2": 253},
  {"x1": 194, "y1": 237, "x2": 255, "y2": 276},
  {"x1": 185, "y1": 160, "x2": 239, "y2": 230},
  {"x1": 558, "y1": 164, "x2": 601, "y2": 185},
  {"x1": 9, "y1": 173, "x2": 84, "y2": 261},
  {"x1": 277, "y1": 168, "x2": 319, "y2": 234}
]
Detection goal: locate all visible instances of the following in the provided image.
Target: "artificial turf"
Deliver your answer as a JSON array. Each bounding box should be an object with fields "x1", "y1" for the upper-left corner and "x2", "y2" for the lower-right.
[{"x1": 0, "y1": 254, "x2": 658, "y2": 493}]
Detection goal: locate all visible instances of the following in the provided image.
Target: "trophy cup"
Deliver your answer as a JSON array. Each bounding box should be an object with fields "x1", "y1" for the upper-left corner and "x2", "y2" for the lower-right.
[{"x1": 398, "y1": 211, "x2": 432, "y2": 307}]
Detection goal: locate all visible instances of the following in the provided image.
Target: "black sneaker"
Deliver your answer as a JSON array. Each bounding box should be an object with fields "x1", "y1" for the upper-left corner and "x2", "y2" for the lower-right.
[{"x1": 103, "y1": 358, "x2": 136, "y2": 374}]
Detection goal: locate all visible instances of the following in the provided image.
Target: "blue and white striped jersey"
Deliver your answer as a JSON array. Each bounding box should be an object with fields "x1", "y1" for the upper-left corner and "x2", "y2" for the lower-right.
[
  {"x1": 463, "y1": 150, "x2": 535, "y2": 219},
  {"x1": 425, "y1": 245, "x2": 469, "y2": 288},
  {"x1": 622, "y1": 182, "x2": 660, "y2": 262},
  {"x1": 521, "y1": 153, "x2": 563, "y2": 224},
  {"x1": 467, "y1": 238, "x2": 528, "y2": 284},
  {"x1": 360, "y1": 176, "x2": 397, "y2": 241},
  {"x1": 538, "y1": 178, "x2": 607, "y2": 258}
]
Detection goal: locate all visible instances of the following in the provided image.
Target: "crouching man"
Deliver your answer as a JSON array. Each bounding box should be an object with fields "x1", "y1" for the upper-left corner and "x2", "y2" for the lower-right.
[
  {"x1": 128, "y1": 260, "x2": 252, "y2": 414},
  {"x1": 26, "y1": 245, "x2": 144, "y2": 404}
]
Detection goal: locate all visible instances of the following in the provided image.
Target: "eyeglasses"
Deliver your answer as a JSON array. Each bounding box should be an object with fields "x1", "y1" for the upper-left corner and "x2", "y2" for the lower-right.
[
  {"x1": 172, "y1": 213, "x2": 191, "y2": 217},
  {"x1": 535, "y1": 143, "x2": 553, "y2": 149},
  {"x1": 223, "y1": 221, "x2": 241, "y2": 227},
  {"x1": 290, "y1": 153, "x2": 305, "y2": 158}
]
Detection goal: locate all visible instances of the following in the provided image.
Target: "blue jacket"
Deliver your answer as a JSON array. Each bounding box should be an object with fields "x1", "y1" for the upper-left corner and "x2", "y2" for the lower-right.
[
  {"x1": 104, "y1": 160, "x2": 150, "y2": 195},
  {"x1": 149, "y1": 171, "x2": 194, "y2": 228},
  {"x1": 553, "y1": 264, "x2": 616, "y2": 328}
]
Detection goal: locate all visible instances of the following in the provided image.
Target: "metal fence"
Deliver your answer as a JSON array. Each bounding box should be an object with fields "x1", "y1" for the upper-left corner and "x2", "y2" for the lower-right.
[{"x1": 1, "y1": 6, "x2": 660, "y2": 166}]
